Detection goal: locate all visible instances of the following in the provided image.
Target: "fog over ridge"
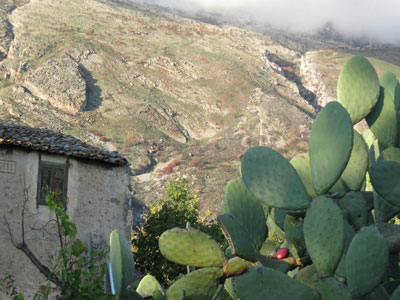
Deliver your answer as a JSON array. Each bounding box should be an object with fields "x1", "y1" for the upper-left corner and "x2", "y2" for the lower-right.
[{"x1": 132, "y1": 0, "x2": 400, "y2": 45}]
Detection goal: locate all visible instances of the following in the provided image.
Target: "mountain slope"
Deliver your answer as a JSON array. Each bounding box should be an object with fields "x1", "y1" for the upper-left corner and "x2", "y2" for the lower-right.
[{"x1": 0, "y1": 0, "x2": 399, "y2": 217}]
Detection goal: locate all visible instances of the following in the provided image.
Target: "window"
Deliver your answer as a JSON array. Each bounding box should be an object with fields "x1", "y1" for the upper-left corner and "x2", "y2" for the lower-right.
[{"x1": 37, "y1": 161, "x2": 68, "y2": 206}]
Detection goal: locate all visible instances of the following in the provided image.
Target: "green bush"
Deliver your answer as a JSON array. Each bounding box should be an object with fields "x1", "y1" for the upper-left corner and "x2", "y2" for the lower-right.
[{"x1": 132, "y1": 177, "x2": 226, "y2": 285}]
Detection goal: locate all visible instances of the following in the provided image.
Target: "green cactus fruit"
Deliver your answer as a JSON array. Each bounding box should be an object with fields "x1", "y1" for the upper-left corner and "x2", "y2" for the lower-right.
[
  {"x1": 223, "y1": 256, "x2": 251, "y2": 277},
  {"x1": 370, "y1": 160, "x2": 400, "y2": 207},
  {"x1": 309, "y1": 101, "x2": 353, "y2": 195},
  {"x1": 110, "y1": 229, "x2": 135, "y2": 298},
  {"x1": 284, "y1": 215, "x2": 306, "y2": 259},
  {"x1": 380, "y1": 71, "x2": 400, "y2": 111},
  {"x1": 136, "y1": 275, "x2": 164, "y2": 298},
  {"x1": 340, "y1": 130, "x2": 369, "y2": 190},
  {"x1": 217, "y1": 213, "x2": 257, "y2": 261},
  {"x1": 224, "y1": 278, "x2": 239, "y2": 300},
  {"x1": 303, "y1": 196, "x2": 345, "y2": 277},
  {"x1": 366, "y1": 86, "x2": 398, "y2": 147},
  {"x1": 294, "y1": 265, "x2": 318, "y2": 289},
  {"x1": 316, "y1": 277, "x2": 351, "y2": 300},
  {"x1": 335, "y1": 219, "x2": 356, "y2": 278},
  {"x1": 224, "y1": 178, "x2": 268, "y2": 252},
  {"x1": 337, "y1": 56, "x2": 380, "y2": 124},
  {"x1": 241, "y1": 146, "x2": 310, "y2": 212},
  {"x1": 232, "y1": 266, "x2": 318, "y2": 300},
  {"x1": 378, "y1": 147, "x2": 400, "y2": 163},
  {"x1": 254, "y1": 252, "x2": 291, "y2": 273},
  {"x1": 374, "y1": 192, "x2": 400, "y2": 223},
  {"x1": 290, "y1": 153, "x2": 316, "y2": 197},
  {"x1": 340, "y1": 192, "x2": 367, "y2": 230},
  {"x1": 159, "y1": 227, "x2": 225, "y2": 267},
  {"x1": 165, "y1": 267, "x2": 223, "y2": 300},
  {"x1": 346, "y1": 226, "x2": 389, "y2": 298}
]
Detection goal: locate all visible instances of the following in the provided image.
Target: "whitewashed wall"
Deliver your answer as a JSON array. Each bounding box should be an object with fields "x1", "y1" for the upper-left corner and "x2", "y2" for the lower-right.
[{"x1": 0, "y1": 147, "x2": 132, "y2": 298}]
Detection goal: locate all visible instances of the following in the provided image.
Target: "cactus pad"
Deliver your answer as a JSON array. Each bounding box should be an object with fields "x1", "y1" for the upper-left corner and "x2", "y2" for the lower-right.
[
  {"x1": 166, "y1": 267, "x2": 223, "y2": 300},
  {"x1": 340, "y1": 130, "x2": 369, "y2": 190},
  {"x1": 159, "y1": 227, "x2": 225, "y2": 267},
  {"x1": 303, "y1": 196, "x2": 345, "y2": 277},
  {"x1": 392, "y1": 285, "x2": 400, "y2": 300},
  {"x1": 346, "y1": 226, "x2": 389, "y2": 298},
  {"x1": 225, "y1": 178, "x2": 268, "y2": 252},
  {"x1": 309, "y1": 102, "x2": 353, "y2": 195},
  {"x1": 378, "y1": 147, "x2": 400, "y2": 163},
  {"x1": 370, "y1": 160, "x2": 400, "y2": 207},
  {"x1": 136, "y1": 275, "x2": 164, "y2": 298},
  {"x1": 337, "y1": 56, "x2": 380, "y2": 123},
  {"x1": 316, "y1": 277, "x2": 351, "y2": 300},
  {"x1": 380, "y1": 71, "x2": 400, "y2": 111},
  {"x1": 217, "y1": 213, "x2": 256, "y2": 261},
  {"x1": 254, "y1": 252, "x2": 291, "y2": 274},
  {"x1": 335, "y1": 220, "x2": 356, "y2": 278},
  {"x1": 374, "y1": 192, "x2": 400, "y2": 223},
  {"x1": 366, "y1": 86, "x2": 398, "y2": 147},
  {"x1": 284, "y1": 215, "x2": 306, "y2": 259},
  {"x1": 269, "y1": 208, "x2": 286, "y2": 233},
  {"x1": 340, "y1": 192, "x2": 367, "y2": 230},
  {"x1": 294, "y1": 265, "x2": 318, "y2": 288},
  {"x1": 232, "y1": 266, "x2": 318, "y2": 300},
  {"x1": 290, "y1": 153, "x2": 316, "y2": 197},
  {"x1": 241, "y1": 146, "x2": 310, "y2": 212},
  {"x1": 110, "y1": 230, "x2": 135, "y2": 297}
]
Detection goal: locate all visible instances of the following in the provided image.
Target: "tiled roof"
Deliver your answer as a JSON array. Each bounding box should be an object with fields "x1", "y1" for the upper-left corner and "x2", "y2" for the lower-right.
[{"x1": 0, "y1": 121, "x2": 128, "y2": 166}]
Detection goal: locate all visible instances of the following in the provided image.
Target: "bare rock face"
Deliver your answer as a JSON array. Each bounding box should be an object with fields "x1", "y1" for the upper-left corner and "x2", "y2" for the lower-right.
[{"x1": 24, "y1": 54, "x2": 86, "y2": 115}]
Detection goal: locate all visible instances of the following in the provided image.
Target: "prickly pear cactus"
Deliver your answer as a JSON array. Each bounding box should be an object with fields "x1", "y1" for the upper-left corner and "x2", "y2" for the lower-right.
[
  {"x1": 110, "y1": 230, "x2": 138, "y2": 299},
  {"x1": 155, "y1": 56, "x2": 400, "y2": 300}
]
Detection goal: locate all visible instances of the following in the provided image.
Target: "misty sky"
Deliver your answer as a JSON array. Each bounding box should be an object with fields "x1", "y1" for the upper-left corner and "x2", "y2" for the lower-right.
[{"x1": 133, "y1": 0, "x2": 400, "y2": 45}]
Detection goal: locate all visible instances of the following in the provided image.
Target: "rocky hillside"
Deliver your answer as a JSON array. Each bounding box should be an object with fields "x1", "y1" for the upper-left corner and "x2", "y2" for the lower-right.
[{"x1": 0, "y1": 0, "x2": 399, "y2": 218}]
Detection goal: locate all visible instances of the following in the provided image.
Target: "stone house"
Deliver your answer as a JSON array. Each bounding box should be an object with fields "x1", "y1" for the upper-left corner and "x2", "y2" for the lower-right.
[{"x1": 0, "y1": 120, "x2": 133, "y2": 297}]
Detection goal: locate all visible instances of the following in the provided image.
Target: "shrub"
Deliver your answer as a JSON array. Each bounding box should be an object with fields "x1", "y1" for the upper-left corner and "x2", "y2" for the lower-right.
[{"x1": 131, "y1": 177, "x2": 226, "y2": 285}]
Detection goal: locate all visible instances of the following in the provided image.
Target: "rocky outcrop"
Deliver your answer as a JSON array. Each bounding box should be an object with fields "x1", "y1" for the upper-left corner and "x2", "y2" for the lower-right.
[
  {"x1": 24, "y1": 54, "x2": 87, "y2": 115},
  {"x1": 299, "y1": 51, "x2": 336, "y2": 108},
  {"x1": 138, "y1": 104, "x2": 189, "y2": 143}
]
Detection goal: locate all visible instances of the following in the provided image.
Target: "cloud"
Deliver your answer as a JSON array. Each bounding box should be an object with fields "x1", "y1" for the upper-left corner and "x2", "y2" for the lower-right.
[{"x1": 132, "y1": 0, "x2": 400, "y2": 45}]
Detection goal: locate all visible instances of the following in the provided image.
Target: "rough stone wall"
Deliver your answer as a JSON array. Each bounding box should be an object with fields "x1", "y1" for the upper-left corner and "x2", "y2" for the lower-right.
[{"x1": 0, "y1": 147, "x2": 132, "y2": 297}]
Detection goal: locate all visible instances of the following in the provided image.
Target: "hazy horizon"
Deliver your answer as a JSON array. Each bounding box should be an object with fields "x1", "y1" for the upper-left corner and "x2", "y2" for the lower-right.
[{"x1": 131, "y1": 0, "x2": 400, "y2": 45}]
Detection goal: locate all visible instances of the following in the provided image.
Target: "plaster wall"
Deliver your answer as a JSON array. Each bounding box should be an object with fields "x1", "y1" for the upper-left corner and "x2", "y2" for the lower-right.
[{"x1": 0, "y1": 147, "x2": 132, "y2": 298}]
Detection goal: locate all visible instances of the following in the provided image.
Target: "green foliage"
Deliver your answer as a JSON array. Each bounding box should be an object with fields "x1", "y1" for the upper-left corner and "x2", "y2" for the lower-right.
[
  {"x1": 132, "y1": 178, "x2": 226, "y2": 285},
  {"x1": 0, "y1": 274, "x2": 25, "y2": 300},
  {"x1": 44, "y1": 191, "x2": 111, "y2": 299}
]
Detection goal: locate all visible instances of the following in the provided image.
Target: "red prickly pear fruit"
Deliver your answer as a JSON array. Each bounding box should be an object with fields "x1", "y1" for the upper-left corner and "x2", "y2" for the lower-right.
[{"x1": 276, "y1": 248, "x2": 289, "y2": 260}]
